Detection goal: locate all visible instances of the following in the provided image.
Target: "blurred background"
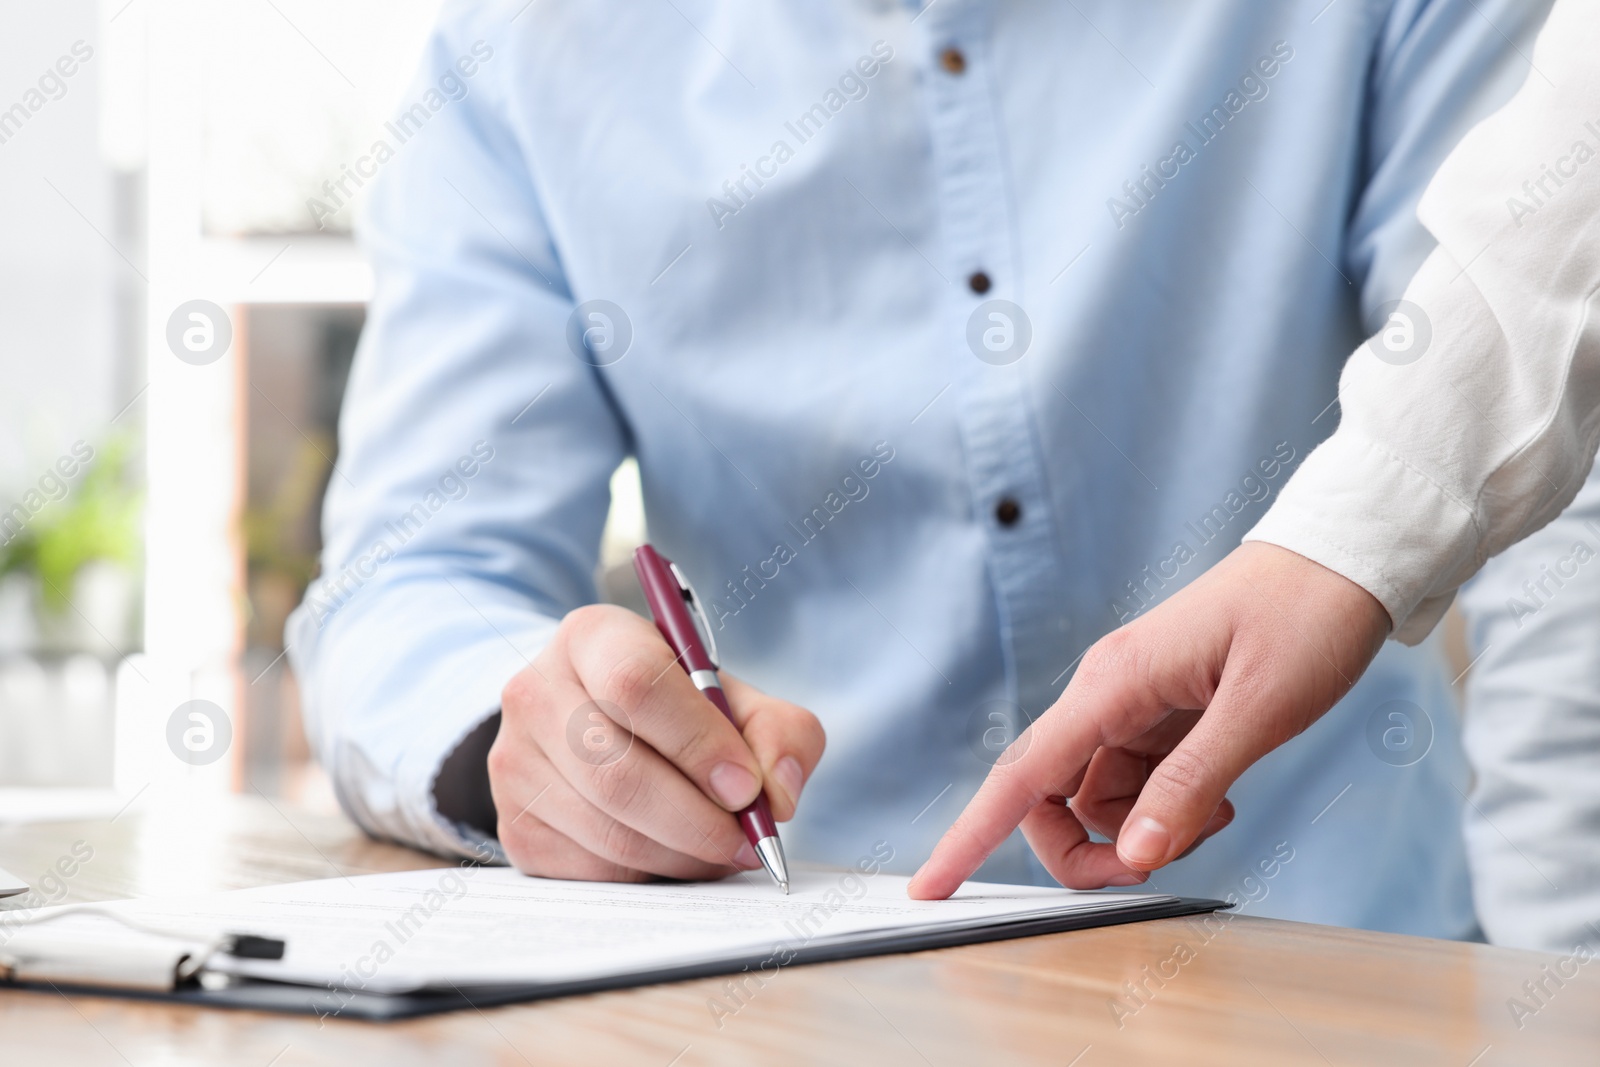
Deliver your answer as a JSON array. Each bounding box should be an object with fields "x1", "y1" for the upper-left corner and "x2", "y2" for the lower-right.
[{"x1": 0, "y1": 0, "x2": 644, "y2": 817}]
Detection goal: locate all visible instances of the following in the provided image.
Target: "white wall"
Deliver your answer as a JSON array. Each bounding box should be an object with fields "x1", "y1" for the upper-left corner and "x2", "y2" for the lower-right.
[{"x1": 0, "y1": 0, "x2": 126, "y2": 490}]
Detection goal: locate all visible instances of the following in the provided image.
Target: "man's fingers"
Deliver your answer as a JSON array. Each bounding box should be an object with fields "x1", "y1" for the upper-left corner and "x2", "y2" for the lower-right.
[
  {"x1": 496, "y1": 750, "x2": 746, "y2": 881},
  {"x1": 720, "y1": 674, "x2": 826, "y2": 820},
  {"x1": 908, "y1": 638, "x2": 1166, "y2": 900},
  {"x1": 513, "y1": 661, "x2": 753, "y2": 867},
  {"x1": 907, "y1": 733, "x2": 1088, "y2": 901},
  {"x1": 542, "y1": 794, "x2": 747, "y2": 881},
  {"x1": 553, "y1": 722, "x2": 754, "y2": 867},
  {"x1": 910, "y1": 543, "x2": 1389, "y2": 900},
  {"x1": 1173, "y1": 800, "x2": 1236, "y2": 861},
  {"x1": 564, "y1": 605, "x2": 765, "y2": 812},
  {"x1": 496, "y1": 604, "x2": 830, "y2": 885},
  {"x1": 1069, "y1": 728, "x2": 1209, "y2": 841},
  {"x1": 1019, "y1": 800, "x2": 1148, "y2": 889},
  {"x1": 1115, "y1": 678, "x2": 1265, "y2": 870},
  {"x1": 504, "y1": 604, "x2": 830, "y2": 878},
  {"x1": 501, "y1": 812, "x2": 652, "y2": 883},
  {"x1": 1068, "y1": 745, "x2": 1156, "y2": 842},
  {"x1": 905, "y1": 745, "x2": 1063, "y2": 900}
]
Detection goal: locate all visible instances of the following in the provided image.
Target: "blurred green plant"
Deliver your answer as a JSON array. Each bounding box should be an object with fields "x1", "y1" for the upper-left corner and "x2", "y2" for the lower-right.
[
  {"x1": 242, "y1": 436, "x2": 327, "y2": 595},
  {"x1": 0, "y1": 433, "x2": 142, "y2": 612}
]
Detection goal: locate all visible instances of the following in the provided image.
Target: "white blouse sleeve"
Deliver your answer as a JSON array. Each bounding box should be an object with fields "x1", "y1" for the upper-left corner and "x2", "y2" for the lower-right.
[{"x1": 1245, "y1": 0, "x2": 1600, "y2": 643}]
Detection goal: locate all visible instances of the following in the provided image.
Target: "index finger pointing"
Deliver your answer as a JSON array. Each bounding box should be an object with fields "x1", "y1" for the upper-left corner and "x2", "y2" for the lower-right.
[
  {"x1": 907, "y1": 640, "x2": 1166, "y2": 900},
  {"x1": 906, "y1": 720, "x2": 1096, "y2": 899}
]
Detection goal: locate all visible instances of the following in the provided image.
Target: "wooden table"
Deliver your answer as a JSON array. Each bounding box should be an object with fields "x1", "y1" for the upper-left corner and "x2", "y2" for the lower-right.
[{"x1": 1, "y1": 793, "x2": 1595, "y2": 1065}]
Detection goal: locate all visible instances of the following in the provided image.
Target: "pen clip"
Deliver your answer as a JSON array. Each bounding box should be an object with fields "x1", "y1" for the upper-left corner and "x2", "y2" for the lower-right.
[{"x1": 667, "y1": 561, "x2": 720, "y2": 670}]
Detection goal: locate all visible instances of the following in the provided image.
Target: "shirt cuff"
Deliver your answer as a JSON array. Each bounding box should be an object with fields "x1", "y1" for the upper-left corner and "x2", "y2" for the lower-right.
[
  {"x1": 287, "y1": 593, "x2": 555, "y2": 863},
  {"x1": 333, "y1": 629, "x2": 522, "y2": 862},
  {"x1": 1244, "y1": 429, "x2": 1482, "y2": 644}
]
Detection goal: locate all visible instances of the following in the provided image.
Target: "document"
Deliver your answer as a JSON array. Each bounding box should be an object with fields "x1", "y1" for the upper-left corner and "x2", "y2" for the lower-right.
[
  {"x1": 133, "y1": 866, "x2": 1174, "y2": 990},
  {"x1": 4, "y1": 862, "x2": 1224, "y2": 1016}
]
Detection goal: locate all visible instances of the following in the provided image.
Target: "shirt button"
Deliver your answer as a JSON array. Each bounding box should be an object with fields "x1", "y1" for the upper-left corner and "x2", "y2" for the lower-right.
[
  {"x1": 995, "y1": 497, "x2": 1022, "y2": 527},
  {"x1": 968, "y1": 271, "x2": 992, "y2": 295},
  {"x1": 939, "y1": 47, "x2": 967, "y2": 75}
]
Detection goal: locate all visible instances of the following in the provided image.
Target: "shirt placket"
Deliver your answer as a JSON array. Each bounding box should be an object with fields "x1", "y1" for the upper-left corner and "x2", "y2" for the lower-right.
[{"x1": 914, "y1": 0, "x2": 1071, "y2": 723}]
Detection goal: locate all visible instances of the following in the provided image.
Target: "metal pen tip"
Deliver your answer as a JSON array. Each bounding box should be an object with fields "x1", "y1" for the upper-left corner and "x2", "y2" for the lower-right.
[{"x1": 754, "y1": 835, "x2": 790, "y2": 894}]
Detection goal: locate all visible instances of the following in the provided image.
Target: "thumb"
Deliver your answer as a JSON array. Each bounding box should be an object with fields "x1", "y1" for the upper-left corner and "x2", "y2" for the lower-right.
[{"x1": 1113, "y1": 676, "x2": 1270, "y2": 870}]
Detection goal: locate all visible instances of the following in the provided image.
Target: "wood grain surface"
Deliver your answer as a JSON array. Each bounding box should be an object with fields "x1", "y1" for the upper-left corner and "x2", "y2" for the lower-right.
[{"x1": 1, "y1": 792, "x2": 1595, "y2": 1066}]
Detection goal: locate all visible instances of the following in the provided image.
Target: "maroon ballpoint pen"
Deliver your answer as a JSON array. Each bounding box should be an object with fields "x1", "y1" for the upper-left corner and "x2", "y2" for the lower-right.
[{"x1": 633, "y1": 544, "x2": 791, "y2": 893}]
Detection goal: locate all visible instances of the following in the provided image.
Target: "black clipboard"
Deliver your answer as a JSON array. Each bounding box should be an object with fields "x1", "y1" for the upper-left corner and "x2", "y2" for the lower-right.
[{"x1": 1, "y1": 896, "x2": 1229, "y2": 1021}]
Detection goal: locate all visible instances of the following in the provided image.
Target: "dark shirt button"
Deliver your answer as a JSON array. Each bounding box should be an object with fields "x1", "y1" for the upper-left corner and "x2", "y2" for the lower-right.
[
  {"x1": 939, "y1": 47, "x2": 967, "y2": 75},
  {"x1": 968, "y1": 271, "x2": 992, "y2": 295},
  {"x1": 995, "y1": 497, "x2": 1022, "y2": 527}
]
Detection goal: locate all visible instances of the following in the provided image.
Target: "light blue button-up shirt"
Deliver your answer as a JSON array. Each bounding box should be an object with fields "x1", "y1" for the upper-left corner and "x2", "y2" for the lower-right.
[{"x1": 288, "y1": 0, "x2": 1554, "y2": 938}]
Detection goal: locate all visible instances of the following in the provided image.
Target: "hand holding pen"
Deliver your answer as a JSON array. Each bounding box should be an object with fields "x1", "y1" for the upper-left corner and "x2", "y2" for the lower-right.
[
  {"x1": 633, "y1": 544, "x2": 794, "y2": 891},
  {"x1": 487, "y1": 549, "x2": 824, "y2": 887}
]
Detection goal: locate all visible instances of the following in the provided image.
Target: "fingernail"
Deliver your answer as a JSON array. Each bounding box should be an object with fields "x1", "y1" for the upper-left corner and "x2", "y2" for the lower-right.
[
  {"x1": 773, "y1": 756, "x2": 804, "y2": 805},
  {"x1": 1106, "y1": 872, "x2": 1148, "y2": 887},
  {"x1": 1118, "y1": 816, "x2": 1172, "y2": 867},
  {"x1": 734, "y1": 842, "x2": 760, "y2": 869},
  {"x1": 709, "y1": 762, "x2": 759, "y2": 809}
]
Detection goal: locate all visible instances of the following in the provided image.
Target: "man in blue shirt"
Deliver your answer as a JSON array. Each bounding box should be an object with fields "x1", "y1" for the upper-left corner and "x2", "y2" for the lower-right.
[{"x1": 288, "y1": 0, "x2": 1555, "y2": 937}]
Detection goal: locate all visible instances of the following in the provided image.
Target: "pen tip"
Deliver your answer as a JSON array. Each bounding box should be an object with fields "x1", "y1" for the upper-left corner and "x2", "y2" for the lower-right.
[{"x1": 755, "y1": 835, "x2": 791, "y2": 895}]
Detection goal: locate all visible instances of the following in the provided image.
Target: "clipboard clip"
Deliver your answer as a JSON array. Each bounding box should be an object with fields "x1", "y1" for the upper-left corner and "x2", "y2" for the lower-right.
[{"x1": 0, "y1": 908, "x2": 284, "y2": 992}]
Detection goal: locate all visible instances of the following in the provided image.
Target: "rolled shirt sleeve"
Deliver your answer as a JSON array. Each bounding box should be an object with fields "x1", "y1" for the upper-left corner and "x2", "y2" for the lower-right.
[
  {"x1": 1247, "y1": 0, "x2": 1600, "y2": 642},
  {"x1": 285, "y1": 13, "x2": 625, "y2": 858}
]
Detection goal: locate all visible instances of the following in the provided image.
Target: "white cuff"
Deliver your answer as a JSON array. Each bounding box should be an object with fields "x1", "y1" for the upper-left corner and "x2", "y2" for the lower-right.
[{"x1": 1244, "y1": 429, "x2": 1482, "y2": 644}]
